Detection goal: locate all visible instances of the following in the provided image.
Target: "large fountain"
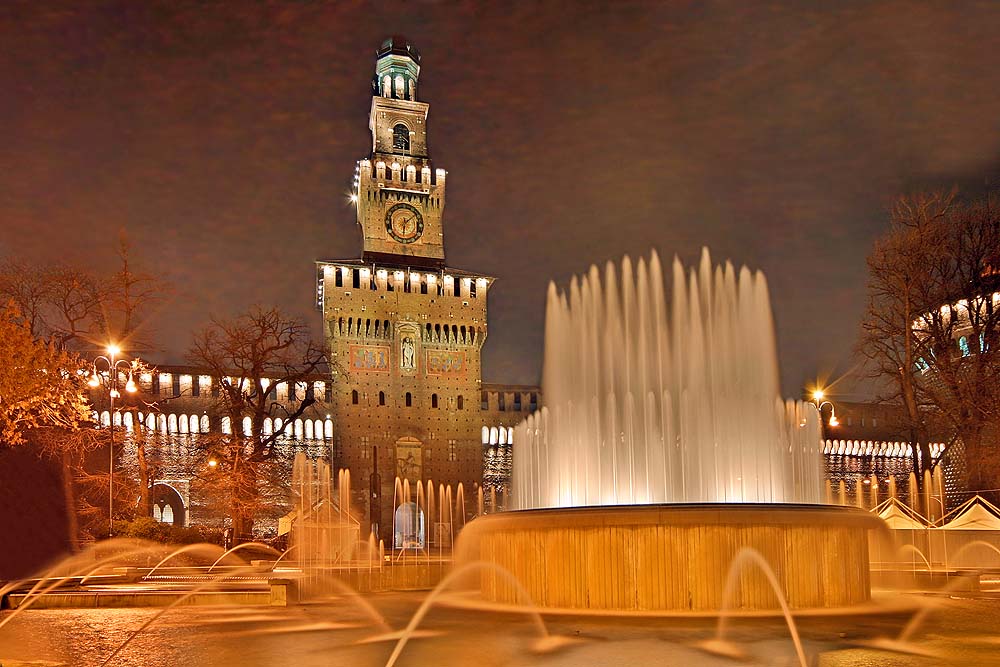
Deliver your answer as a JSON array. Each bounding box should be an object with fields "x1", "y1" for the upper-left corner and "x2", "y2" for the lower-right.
[{"x1": 460, "y1": 249, "x2": 880, "y2": 612}]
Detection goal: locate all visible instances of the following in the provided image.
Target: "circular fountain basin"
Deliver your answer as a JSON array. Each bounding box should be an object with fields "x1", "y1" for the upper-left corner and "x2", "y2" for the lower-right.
[{"x1": 458, "y1": 504, "x2": 882, "y2": 612}]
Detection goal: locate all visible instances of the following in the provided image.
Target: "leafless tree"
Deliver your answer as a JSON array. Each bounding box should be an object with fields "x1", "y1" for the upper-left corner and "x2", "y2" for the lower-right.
[
  {"x1": 187, "y1": 307, "x2": 326, "y2": 542},
  {"x1": 860, "y1": 190, "x2": 1000, "y2": 493}
]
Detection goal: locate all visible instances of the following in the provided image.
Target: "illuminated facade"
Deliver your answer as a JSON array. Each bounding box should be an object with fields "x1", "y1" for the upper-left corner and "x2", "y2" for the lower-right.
[{"x1": 316, "y1": 38, "x2": 531, "y2": 539}]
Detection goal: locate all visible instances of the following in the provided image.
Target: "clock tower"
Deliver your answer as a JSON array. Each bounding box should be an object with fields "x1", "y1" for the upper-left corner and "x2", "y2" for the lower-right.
[
  {"x1": 317, "y1": 37, "x2": 495, "y2": 541},
  {"x1": 355, "y1": 37, "x2": 446, "y2": 267}
]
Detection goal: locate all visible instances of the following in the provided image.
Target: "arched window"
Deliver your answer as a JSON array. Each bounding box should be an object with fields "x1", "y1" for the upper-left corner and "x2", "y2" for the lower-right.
[
  {"x1": 394, "y1": 74, "x2": 405, "y2": 98},
  {"x1": 405, "y1": 392, "x2": 412, "y2": 407},
  {"x1": 352, "y1": 389, "x2": 359, "y2": 405},
  {"x1": 379, "y1": 391, "x2": 386, "y2": 406},
  {"x1": 431, "y1": 393, "x2": 438, "y2": 409},
  {"x1": 457, "y1": 395, "x2": 464, "y2": 410},
  {"x1": 393, "y1": 124, "x2": 410, "y2": 152},
  {"x1": 382, "y1": 75, "x2": 391, "y2": 97}
]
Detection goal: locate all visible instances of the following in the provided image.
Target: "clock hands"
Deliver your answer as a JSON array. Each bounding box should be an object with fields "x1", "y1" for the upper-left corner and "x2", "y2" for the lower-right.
[{"x1": 388, "y1": 205, "x2": 421, "y2": 241}]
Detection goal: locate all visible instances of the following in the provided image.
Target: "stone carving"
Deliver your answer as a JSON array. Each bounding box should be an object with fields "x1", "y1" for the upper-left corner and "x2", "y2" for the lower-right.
[{"x1": 401, "y1": 336, "x2": 416, "y2": 370}]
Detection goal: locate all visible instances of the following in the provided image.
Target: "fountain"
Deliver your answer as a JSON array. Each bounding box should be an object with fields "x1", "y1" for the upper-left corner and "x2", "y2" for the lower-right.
[{"x1": 459, "y1": 249, "x2": 880, "y2": 611}]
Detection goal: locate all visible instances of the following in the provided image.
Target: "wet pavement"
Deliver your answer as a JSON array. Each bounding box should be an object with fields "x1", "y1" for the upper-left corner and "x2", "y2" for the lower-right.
[{"x1": 1, "y1": 590, "x2": 998, "y2": 666}]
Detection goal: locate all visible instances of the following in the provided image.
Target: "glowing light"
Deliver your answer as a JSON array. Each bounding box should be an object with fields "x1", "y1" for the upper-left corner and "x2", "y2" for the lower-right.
[
  {"x1": 109, "y1": 389, "x2": 121, "y2": 399},
  {"x1": 811, "y1": 389, "x2": 824, "y2": 401},
  {"x1": 349, "y1": 193, "x2": 358, "y2": 203},
  {"x1": 87, "y1": 374, "x2": 100, "y2": 388},
  {"x1": 829, "y1": 416, "x2": 840, "y2": 427},
  {"x1": 208, "y1": 459, "x2": 218, "y2": 468},
  {"x1": 125, "y1": 379, "x2": 137, "y2": 393},
  {"x1": 106, "y1": 344, "x2": 121, "y2": 356}
]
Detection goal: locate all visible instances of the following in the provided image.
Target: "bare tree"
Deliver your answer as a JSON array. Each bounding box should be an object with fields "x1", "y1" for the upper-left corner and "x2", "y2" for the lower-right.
[
  {"x1": 860, "y1": 190, "x2": 1000, "y2": 493},
  {"x1": 187, "y1": 307, "x2": 326, "y2": 542},
  {"x1": 0, "y1": 238, "x2": 169, "y2": 542}
]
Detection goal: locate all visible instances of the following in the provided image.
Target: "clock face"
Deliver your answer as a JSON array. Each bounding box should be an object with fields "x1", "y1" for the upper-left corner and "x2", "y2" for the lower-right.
[{"x1": 385, "y1": 202, "x2": 424, "y2": 244}]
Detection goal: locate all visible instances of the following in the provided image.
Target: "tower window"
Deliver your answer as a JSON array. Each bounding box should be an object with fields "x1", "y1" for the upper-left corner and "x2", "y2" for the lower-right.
[
  {"x1": 352, "y1": 389, "x2": 359, "y2": 405},
  {"x1": 324, "y1": 383, "x2": 333, "y2": 402},
  {"x1": 405, "y1": 392, "x2": 412, "y2": 407},
  {"x1": 432, "y1": 393, "x2": 438, "y2": 409},
  {"x1": 379, "y1": 391, "x2": 386, "y2": 406},
  {"x1": 457, "y1": 395, "x2": 464, "y2": 410},
  {"x1": 393, "y1": 124, "x2": 410, "y2": 153}
]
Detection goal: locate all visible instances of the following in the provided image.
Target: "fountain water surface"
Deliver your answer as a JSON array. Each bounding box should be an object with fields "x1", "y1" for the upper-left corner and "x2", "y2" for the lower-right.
[
  {"x1": 463, "y1": 249, "x2": 879, "y2": 612},
  {"x1": 514, "y1": 249, "x2": 822, "y2": 508}
]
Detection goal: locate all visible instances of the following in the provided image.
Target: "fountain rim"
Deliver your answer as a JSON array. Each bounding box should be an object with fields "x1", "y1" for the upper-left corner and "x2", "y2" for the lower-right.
[{"x1": 470, "y1": 503, "x2": 883, "y2": 530}]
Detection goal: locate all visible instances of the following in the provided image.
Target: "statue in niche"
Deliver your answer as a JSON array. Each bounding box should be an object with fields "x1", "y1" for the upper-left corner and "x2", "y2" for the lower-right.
[{"x1": 401, "y1": 336, "x2": 415, "y2": 370}]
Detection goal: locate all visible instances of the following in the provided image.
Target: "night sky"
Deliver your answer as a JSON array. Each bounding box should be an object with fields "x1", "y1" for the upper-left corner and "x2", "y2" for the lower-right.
[{"x1": 3, "y1": 1, "x2": 1000, "y2": 397}]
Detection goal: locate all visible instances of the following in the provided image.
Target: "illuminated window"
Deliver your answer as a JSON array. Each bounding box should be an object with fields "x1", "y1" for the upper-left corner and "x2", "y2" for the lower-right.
[
  {"x1": 392, "y1": 124, "x2": 410, "y2": 152},
  {"x1": 959, "y1": 336, "x2": 970, "y2": 356},
  {"x1": 448, "y1": 439, "x2": 457, "y2": 462}
]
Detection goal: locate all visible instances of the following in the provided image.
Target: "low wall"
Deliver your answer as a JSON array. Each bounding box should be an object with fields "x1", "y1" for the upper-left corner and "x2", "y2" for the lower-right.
[{"x1": 459, "y1": 504, "x2": 881, "y2": 612}]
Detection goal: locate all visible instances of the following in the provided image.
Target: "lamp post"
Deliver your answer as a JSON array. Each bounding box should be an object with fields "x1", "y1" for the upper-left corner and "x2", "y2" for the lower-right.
[
  {"x1": 810, "y1": 389, "x2": 840, "y2": 428},
  {"x1": 87, "y1": 344, "x2": 138, "y2": 537}
]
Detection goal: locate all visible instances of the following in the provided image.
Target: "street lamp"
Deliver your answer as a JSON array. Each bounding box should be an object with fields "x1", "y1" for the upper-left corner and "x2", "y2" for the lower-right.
[
  {"x1": 809, "y1": 388, "x2": 839, "y2": 427},
  {"x1": 88, "y1": 344, "x2": 138, "y2": 537}
]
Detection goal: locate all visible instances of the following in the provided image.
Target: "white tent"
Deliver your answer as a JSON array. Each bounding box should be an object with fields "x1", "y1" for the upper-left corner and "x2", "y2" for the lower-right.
[
  {"x1": 939, "y1": 495, "x2": 1000, "y2": 531},
  {"x1": 875, "y1": 497, "x2": 928, "y2": 530}
]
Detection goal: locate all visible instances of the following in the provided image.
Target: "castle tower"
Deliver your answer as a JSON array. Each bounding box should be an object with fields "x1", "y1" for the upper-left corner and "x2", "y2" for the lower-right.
[
  {"x1": 317, "y1": 37, "x2": 490, "y2": 542},
  {"x1": 357, "y1": 36, "x2": 445, "y2": 267}
]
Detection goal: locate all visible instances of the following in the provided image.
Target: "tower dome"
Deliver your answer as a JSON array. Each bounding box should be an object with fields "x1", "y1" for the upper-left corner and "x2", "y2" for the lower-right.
[{"x1": 372, "y1": 36, "x2": 421, "y2": 101}]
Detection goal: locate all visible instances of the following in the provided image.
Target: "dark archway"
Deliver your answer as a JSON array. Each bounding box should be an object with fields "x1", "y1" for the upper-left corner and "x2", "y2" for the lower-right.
[{"x1": 150, "y1": 483, "x2": 186, "y2": 526}]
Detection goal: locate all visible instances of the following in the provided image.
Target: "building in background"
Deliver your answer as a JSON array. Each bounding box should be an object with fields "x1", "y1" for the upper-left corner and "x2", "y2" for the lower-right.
[{"x1": 316, "y1": 37, "x2": 534, "y2": 542}]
